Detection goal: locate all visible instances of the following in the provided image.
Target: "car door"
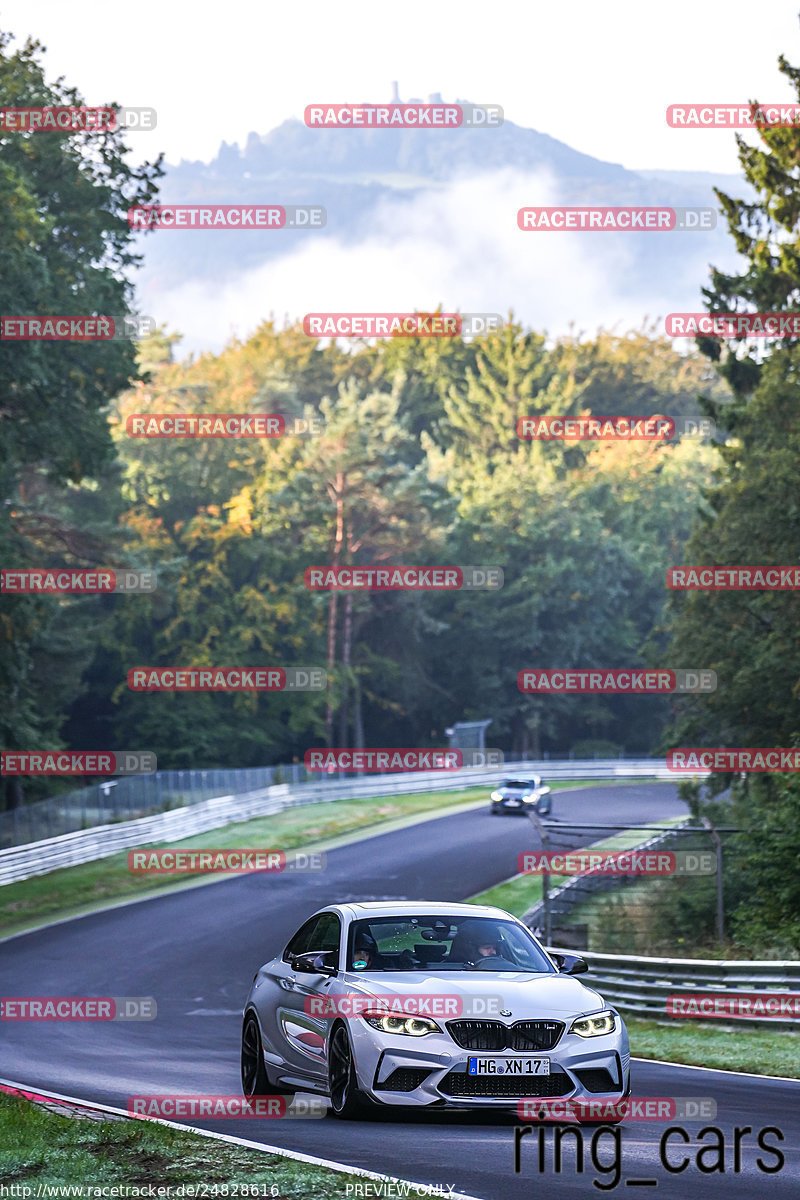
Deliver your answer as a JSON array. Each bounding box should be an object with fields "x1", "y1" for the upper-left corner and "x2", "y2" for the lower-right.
[{"x1": 261, "y1": 911, "x2": 342, "y2": 1084}]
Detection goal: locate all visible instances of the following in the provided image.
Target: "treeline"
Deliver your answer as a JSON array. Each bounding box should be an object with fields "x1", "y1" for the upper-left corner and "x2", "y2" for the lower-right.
[
  {"x1": 4, "y1": 307, "x2": 728, "y2": 791},
  {"x1": 101, "y1": 322, "x2": 726, "y2": 764}
]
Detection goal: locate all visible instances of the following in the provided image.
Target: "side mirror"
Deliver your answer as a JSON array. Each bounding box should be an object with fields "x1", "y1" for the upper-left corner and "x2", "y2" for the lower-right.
[
  {"x1": 292, "y1": 950, "x2": 337, "y2": 976},
  {"x1": 550, "y1": 951, "x2": 588, "y2": 975}
]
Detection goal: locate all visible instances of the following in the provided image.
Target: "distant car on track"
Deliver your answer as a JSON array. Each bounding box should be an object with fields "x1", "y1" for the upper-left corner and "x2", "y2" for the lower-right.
[
  {"x1": 241, "y1": 900, "x2": 629, "y2": 1119},
  {"x1": 490, "y1": 775, "x2": 552, "y2": 815}
]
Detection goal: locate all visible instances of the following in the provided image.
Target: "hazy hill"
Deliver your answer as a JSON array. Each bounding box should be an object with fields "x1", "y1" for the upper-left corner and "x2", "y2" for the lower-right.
[{"x1": 132, "y1": 103, "x2": 750, "y2": 349}]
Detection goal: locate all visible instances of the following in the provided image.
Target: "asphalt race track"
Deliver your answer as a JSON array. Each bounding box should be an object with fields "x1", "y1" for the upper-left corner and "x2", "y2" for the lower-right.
[{"x1": 2, "y1": 783, "x2": 798, "y2": 1197}]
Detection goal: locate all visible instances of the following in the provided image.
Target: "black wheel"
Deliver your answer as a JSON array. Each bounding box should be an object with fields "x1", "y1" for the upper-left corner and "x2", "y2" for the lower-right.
[
  {"x1": 327, "y1": 1022, "x2": 368, "y2": 1119},
  {"x1": 242, "y1": 1013, "x2": 295, "y2": 1100},
  {"x1": 241, "y1": 1013, "x2": 269, "y2": 1101}
]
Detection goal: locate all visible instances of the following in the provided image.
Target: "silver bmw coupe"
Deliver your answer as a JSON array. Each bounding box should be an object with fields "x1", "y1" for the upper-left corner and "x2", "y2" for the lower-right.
[{"x1": 241, "y1": 901, "x2": 630, "y2": 1119}]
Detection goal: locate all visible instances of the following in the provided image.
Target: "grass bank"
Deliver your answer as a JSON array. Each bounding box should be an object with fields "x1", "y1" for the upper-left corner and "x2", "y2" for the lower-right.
[{"x1": 0, "y1": 1090, "x2": 362, "y2": 1196}]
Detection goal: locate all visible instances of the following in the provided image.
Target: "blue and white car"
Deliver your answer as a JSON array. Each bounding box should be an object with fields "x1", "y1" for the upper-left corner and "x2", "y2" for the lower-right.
[
  {"x1": 241, "y1": 901, "x2": 630, "y2": 1119},
  {"x1": 490, "y1": 775, "x2": 552, "y2": 815}
]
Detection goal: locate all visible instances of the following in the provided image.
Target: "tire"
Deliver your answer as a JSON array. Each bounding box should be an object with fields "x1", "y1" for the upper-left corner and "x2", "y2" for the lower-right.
[
  {"x1": 242, "y1": 1013, "x2": 296, "y2": 1099},
  {"x1": 241, "y1": 1013, "x2": 270, "y2": 1104},
  {"x1": 327, "y1": 1021, "x2": 369, "y2": 1119}
]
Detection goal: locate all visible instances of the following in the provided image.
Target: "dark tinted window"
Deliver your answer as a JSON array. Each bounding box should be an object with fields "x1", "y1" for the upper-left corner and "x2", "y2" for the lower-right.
[
  {"x1": 284, "y1": 912, "x2": 341, "y2": 961},
  {"x1": 347, "y1": 916, "x2": 554, "y2": 973}
]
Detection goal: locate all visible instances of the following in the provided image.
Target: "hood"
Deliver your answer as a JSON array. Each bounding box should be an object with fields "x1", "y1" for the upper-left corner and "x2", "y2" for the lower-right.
[{"x1": 339, "y1": 969, "x2": 606, "y2": 1017}]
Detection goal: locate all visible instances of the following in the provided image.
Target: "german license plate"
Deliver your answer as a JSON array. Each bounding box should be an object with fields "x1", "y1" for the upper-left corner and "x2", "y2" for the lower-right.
[
  {"x1": 505, "y1": 799, "x2": 521, "y2": 806},
  {"x1": 468, "y1": 1056, "x2": 550, "y2": 1075}
]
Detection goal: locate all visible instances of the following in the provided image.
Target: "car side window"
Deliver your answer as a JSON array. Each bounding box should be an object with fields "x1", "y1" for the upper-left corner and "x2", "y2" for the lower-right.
[
  {"x1": 309, "y1": 912, "x2": 341, "y2": 955},
  {"x1": 283, "y1": 916, "x2": 322, "y2": 962},
  {"x1": 283, "y1": 912, "x2": 341, "y2": 963}
]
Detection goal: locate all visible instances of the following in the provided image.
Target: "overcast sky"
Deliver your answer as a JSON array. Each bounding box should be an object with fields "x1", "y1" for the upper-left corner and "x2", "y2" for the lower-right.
[{"x1": 3, "y1": 0, "x2": 799, "y2": 171}]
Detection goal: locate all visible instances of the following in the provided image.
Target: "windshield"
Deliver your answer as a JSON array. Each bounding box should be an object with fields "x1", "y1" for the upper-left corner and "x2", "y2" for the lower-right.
[
  {"x1": 347, "y1": 915, "x2": 555, "y2": 973},
  {"x1": 502, "y1": 779, "x2": 538, "y2": 789}
]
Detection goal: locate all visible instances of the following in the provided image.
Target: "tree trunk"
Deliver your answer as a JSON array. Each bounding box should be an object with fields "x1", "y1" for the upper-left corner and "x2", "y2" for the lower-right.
[
  {"x1": 325, "y1": 589, "x2": 337, "y2": 748},
  {"x1": 338, "y1": 591, "x2": 353, "y2": 746},
  {"x1": 353, "y1": 670, "x2": 365, "y2": 751},
  {"x1": 325, "y1": 471, "x2": 345, "y2": 748}
]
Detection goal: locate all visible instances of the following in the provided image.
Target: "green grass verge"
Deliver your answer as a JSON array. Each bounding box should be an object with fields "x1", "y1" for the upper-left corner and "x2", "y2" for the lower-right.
[
  {"x1": 556, "y1": 873, "x2": 720, "y2": 958},
  {"x1": 0, "y1": 781, "x2": 585, "y2": 940},
  {"x1": 626, "y1": 1017, "x2": 800, "y2": 1079},
  {"x1": 0, "y1": 1091, "x2": 360, "y2": 1194}
]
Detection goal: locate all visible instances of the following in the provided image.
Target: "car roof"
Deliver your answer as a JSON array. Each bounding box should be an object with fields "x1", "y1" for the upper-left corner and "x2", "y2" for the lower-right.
[{"x1": 325, "y1": 901, "x2": 523, "y2": 922}]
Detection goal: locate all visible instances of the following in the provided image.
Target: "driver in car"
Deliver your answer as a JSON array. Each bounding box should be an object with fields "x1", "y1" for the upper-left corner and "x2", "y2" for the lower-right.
[
  {"x1": 448, "y1": 921, "x2": 515, "y2": 965},
  {"x1": 476, "y1": 939, "x2": 501, "y2": 958},
  {"x1": 351, "y1": 932, "x2": 381, "y2": 970}
]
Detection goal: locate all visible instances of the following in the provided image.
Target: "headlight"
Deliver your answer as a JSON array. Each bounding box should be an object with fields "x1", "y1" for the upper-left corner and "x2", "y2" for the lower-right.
[
  {"x1": 569, "y1": 1010, "x2": 616, "y2": 1037},
  {"x1": 363, "y1": 1014, "x2": 441, "y2": 1036},
  {"x1": 491, "y1": 791, "x2": 502, "y2": 801}
]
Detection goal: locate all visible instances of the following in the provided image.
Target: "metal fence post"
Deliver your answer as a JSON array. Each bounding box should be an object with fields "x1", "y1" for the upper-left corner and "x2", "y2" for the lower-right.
[
  {"x1": 701, "y1": 816, "x2": 725, "y2": 946},
  {"x1": 526, "y1": 810, "x2": 551, "y2": 945}
]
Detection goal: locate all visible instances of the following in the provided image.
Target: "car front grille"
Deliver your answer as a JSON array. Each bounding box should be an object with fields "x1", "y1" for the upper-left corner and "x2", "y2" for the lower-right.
[
  {"x1": 439, "y1": 1071, "x2": 572, "y2": 1098},
  {"x1": 446, "y1": 1020, "x2": 564, "y2": 1051}
]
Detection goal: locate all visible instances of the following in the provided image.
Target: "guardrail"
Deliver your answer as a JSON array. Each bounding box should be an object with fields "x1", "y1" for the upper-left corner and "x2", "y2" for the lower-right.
[
  {"x1": 0, "y1": 751, "x2": 664, "y2": 850},
  {"x1": 0, "y1": 758, "x2": 681, "y2": 886},
  {"x1": 555, "y1": 948, "x2": 800, "y2": 1030},
  {"x1": 0, "y1": 765, "x2": 293, "y2": 849}
]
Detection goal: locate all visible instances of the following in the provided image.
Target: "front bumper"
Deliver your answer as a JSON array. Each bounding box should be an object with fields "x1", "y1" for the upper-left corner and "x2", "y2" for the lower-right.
[
  {"x1": 491, "y1": 798, "x2": 535, "y2": 814},
  {"x1": 351, "y1": 1022, "x2": 630, "y2": 1109}
]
